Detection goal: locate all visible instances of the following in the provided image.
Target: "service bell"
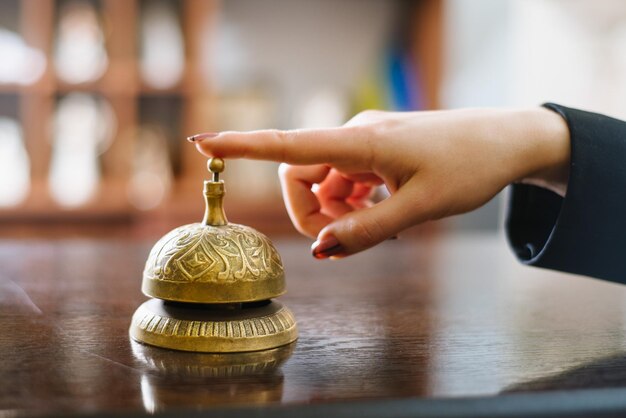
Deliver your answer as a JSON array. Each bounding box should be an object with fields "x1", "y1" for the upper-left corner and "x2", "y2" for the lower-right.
[{"x1": 129, "y1": 158, "x2": 298, "y2": 353}]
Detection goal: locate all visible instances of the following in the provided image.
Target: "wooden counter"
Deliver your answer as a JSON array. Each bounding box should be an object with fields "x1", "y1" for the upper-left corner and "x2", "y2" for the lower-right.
[{"x1": 3, "y1": 233, "x2": 626, "y2": 417}]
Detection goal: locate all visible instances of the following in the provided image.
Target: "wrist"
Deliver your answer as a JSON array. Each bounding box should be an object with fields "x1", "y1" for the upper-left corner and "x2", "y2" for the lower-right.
[{"x1": 516, "y1": 107, "x2": 571, "y2": 196}]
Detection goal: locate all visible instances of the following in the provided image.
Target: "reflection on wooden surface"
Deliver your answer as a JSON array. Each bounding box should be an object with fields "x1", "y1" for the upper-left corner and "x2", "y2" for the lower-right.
[
  {"x1": 2, "y1": 233, "x2": 626, "y2": 416},
  {"x1": 132, "y1": 341, "x2": 294, "y2": 412}
]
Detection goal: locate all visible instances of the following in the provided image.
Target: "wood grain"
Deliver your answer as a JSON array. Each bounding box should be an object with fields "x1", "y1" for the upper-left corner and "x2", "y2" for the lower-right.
[{"x1": 2, "y1": 234, "x2": 626, "y2": 417}]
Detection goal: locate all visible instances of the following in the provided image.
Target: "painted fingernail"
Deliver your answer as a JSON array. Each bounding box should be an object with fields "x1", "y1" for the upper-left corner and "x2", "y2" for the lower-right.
[
  {"x1": 311, "y1": 235, "x2": 344, "y2": 259},
  {"x1": 187, "y1": 132, "x2": 218, "y2": 142}
]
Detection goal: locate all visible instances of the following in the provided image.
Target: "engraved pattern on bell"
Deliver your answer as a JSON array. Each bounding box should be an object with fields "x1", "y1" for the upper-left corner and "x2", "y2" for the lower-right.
[
  {"x1": 144, "y1": 223, "x2": 284, "y2": 284},
  {"x1": 132, "y1": 303, "x2": 296, "y2": 340}
]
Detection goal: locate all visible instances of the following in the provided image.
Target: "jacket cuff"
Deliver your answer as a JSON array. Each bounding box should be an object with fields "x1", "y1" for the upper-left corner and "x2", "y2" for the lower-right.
[{"x1": 506, "y1": 103, "x2": 626, "y2": 282}]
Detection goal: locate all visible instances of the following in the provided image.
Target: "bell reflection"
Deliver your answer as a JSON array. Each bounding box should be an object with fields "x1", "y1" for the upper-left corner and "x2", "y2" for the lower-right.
[{"x1": 132, "y1": 341, "x2": 294, "y2": 412}]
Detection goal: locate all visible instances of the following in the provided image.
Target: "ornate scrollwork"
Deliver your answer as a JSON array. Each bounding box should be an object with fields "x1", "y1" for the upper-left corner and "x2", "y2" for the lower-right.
[
  {"x1": 132, "y1": 304, "x2": 296, "y2": 340},
  {"x1": 144, "y1": 223, "x2": 284, "y2": 283}
]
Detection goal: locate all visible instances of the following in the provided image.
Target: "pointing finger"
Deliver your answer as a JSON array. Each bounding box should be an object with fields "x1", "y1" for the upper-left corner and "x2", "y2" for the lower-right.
[{"x1": 191, "y1": 127, "x2": 367, "y2": 165}]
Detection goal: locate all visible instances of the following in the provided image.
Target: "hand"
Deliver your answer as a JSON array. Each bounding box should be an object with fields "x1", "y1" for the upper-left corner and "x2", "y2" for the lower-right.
[{"x1": 190, "y1": 107, "x2": 570, "y2": 259}]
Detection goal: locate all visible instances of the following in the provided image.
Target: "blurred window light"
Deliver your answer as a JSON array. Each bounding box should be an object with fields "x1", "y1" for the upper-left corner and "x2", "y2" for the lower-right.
[
  {"x1": 48, "y1": 93, "x2": 116, "y2": 207},
  {"x1": 0, "y1": 29, "x2": 46, "y2": 85},
  {"x1": 443, "y1": 0, "x2": 626, "y2": 120},
  {"x1": 54, "y1": 0, "x2": 108, "y2": 84},
  {"x1": 127, "y1": 126, "x2": 173, "y2": 211},
  {"x1": 140, "y1": 0, "x2": 185, "y2": 90},
  {"x1": 208, "y1": 21, "x2": 248, "y2": 92},
  {"x1": 508, "y1": 0, "x2": 626, "y2": 119},
  {"x1": 205, "y1": 0, "x2": 398, "y2": 128},
  {"x1": 295, "y1": 88, "x2": 349, "y2": 128},
  {"x1": 0, "y1": 117, "x2": 30, "y2": 207}
]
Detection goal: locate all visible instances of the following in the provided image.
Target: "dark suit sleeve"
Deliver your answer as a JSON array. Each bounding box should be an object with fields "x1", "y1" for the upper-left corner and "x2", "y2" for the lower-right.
[{"x1": 505, "y1": 103, "x2": 626, "y2": 283}]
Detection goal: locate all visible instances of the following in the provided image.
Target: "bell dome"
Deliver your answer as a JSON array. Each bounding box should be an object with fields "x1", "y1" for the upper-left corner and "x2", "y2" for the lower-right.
[
  {"x1": 142, "y1": 222, "x2": 285, "y2": 303},
  {"x1": 141, "y1": 158, "x2": 285, "y2": 303}
]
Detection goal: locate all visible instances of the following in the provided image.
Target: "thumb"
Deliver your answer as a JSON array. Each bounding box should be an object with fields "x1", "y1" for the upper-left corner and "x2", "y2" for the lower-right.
[{"x1": 311, "y1": 185, "x2": 424, "y2": 258}]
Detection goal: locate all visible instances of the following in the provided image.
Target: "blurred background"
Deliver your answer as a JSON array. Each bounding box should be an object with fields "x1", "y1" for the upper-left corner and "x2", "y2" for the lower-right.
[{"x1": 1, "y1": 0, "x2": 625, "y2": 239}]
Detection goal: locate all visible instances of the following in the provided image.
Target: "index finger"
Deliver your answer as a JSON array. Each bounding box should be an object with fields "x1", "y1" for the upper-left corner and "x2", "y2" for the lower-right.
[{"x1": 190, "y1": 127, "x2": 366, "y2": 165}]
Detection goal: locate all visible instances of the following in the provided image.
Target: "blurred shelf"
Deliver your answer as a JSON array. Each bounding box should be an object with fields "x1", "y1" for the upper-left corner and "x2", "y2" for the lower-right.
[
  {"x1": 0, "y1": 83, "x2": 55, "y2": 95},
  {"x1": 0, "y1": 179, "x2": 132, "y2": 223},
  {"x1": 0, "y1": 0, "x2": 443, "y2": 238},
  {"x1": 0, "y1": 84, "x2": 22, "y2": 94},
  {"x1": 55, "y1": 80, "x2": 137, "y2": 96},
  {"x1": 27, "y1": 76, "x2": 200, "y2": 97},
  {"x1": 140, "y1": 82, "x2": 187, "y2": 97},
  {"x1": 0, "y1": 0, "x2": 212, "y2": 236},
  {"x1": 0, "y1": 207, "x2": 133, "y2": 224}
]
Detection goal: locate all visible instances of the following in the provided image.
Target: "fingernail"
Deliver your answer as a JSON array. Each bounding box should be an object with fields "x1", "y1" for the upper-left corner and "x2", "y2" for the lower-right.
[
  {"x1": 187, "y1": 132, "x2": 218, "y2": 142},
  {"x1": 311, "y1": 234, "x2": 344, "y2": 259}
]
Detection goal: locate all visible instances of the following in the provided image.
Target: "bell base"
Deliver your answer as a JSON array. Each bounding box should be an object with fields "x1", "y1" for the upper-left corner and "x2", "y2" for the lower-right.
[{"x1": 129, "y1": 299, "x2": 298, "y2": 353}]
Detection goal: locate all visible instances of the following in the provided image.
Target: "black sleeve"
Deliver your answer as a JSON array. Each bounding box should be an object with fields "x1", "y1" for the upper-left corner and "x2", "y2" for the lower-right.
[{"x1": 505, "y1": 103, "x2": 626, "y2": 283}]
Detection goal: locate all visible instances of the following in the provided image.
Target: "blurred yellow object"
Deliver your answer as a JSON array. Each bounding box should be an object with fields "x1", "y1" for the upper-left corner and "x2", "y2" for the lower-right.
[{"x1": 352, "y1": 72, "x2": 388, "y2": 114}]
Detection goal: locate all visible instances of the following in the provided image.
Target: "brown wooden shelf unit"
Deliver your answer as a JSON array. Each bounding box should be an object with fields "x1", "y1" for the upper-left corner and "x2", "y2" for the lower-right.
[{"x1": 0, "y1": 0, "x2": 442, "y2": 238}]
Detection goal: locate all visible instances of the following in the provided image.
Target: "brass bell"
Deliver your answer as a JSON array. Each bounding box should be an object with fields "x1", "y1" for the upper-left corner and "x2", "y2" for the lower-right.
[{"x1": 129, "y1": 158, "x2": 298, "y2": 353}]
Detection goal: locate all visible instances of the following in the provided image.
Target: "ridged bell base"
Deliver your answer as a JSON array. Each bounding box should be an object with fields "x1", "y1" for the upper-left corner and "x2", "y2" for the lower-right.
[{"x1": 129, "y1": 299, "x2": 298, "y2": 353}]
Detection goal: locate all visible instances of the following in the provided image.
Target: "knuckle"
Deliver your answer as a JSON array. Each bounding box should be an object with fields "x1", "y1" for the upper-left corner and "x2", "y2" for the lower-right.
[
  {"x1": 359, "y1": 109, "x2": 385, "y2": 119},
  {"x1": 346, "y1": 109, "x2": 385, "y2": 126},
  {"x1": 370, "y1": 117, "x2": 398, "y2": 137},
  {"x1": 271, "y1": 129, "x2": 296, "y2": 161},
  {"x1": 297, "y1": 224, "x2": 317, "y2": 239},
  {"x1": 277, "y1": 163, "x2": 293, "y2": 179},
  {"x1": 290, "y1": 216, "x2": 317, "y2": 238},
  {"x1": 275, "y1": 128, "x2": 296, "y2": 143}
]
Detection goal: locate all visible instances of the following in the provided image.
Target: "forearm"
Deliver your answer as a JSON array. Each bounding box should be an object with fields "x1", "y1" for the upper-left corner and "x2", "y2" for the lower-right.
[{"x1": 515, "y1": 107, "x2": 571, "y2": 196}]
